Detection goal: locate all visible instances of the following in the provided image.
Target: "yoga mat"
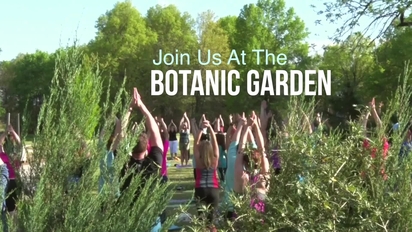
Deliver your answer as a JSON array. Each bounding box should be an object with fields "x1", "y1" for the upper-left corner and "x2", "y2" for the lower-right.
[{"x1": 175, "y1": 164, "x2": 192, "y2": 169}]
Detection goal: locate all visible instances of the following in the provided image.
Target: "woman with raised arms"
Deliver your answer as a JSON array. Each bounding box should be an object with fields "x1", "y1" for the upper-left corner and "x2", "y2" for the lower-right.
[
  {"x1": 234, "y1": 111, "x2": 269, "y2": 213},
  {"x1": 193, "y1": 117, "x2": 219, "y2": 232},
  {"x1": 179, "y1": 113, "x2": 191, "y2": 167},
  {"x1": 168, "y1": 120, "x2": 179, "y2": 160},
  {"x1": 223, "y1": 113, "x2": 244, "y2": 220},
  {"x1": 215, "y1": 116, "x2": 227, "y2": 183}
]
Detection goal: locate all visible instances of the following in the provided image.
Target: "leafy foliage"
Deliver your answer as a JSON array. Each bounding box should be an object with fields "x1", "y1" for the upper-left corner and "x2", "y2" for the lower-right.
[
  {"x1": 316, "y1": 0, "x2": 412, "y2": 42},
  {"x1": 186, "y1": 66, "x2": 412, "y2": 232},
  {"x1": 0, "y1": 98, "x2": 4, "y2": 120},
  {"x1": 2, "y1": 1, "x2": 412, "y2": 230},
  {"x1": 2, "y1": 46, "x2": 177, "y2": 232}
]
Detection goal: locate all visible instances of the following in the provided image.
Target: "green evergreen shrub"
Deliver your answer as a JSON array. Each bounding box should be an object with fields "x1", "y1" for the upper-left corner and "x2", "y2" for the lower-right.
[{"x1": 2, "y1": 46, "x2": 178, "y2": 232}]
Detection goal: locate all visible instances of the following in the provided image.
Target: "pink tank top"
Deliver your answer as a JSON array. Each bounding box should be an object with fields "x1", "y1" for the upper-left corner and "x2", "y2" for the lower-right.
[
  {"x1": 147, "y1": 141, "x2": 151, "y2": 154},
  {"x1": 0, "y1": 152, "x2": 18, "y2": 179},
  {"x1": 195, "y1": 168, "x2": 219, "y2": 188},
  {"x1": 162, "y1": 141, "x2": 169, "y2": 176},
  {"x1": 147, "y1": 140, "x2": 168, "y2": 176},
  {"x1": 362, "y1": 138, "x2": 390, "y2": 180},
  {"x1": 250, "y1": 174, "x2": 265, "y2": 213}
]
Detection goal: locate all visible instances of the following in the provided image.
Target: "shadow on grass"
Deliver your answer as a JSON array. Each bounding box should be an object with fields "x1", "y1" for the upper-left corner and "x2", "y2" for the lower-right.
[{"x1": 168, "y1": 167, "x2": 195, "y2": 201}]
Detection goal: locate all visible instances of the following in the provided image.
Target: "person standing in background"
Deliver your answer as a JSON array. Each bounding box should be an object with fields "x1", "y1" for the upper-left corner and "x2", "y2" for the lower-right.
[
  {"x1": 179, "y1": 113, "x2": 191, "y2": 167},
  {"x1": 168, "y1": 120, "x2": 179, "y2": 160}
]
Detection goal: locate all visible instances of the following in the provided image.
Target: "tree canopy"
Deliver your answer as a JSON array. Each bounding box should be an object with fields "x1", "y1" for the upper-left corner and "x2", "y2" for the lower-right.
[{"x1": 1, "y1": 0, "x2": 411, "y2": 128}]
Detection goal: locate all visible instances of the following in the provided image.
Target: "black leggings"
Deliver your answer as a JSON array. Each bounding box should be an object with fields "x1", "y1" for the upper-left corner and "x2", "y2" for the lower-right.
[
  {"x1": 218, "y1": 168, "x2": 226, "y2": 182},
  {"x1": 226, "y1": 211, "x2": 236, "y2": 221},
  {"x1": 193, "y1": 169, "x2": 196, "y2": 180},
  {"x1": 6, "y1": 179, "x2": 18, "y2": 212},
  {"x1": 160, "y1": 176, "x2": 168, "y2": 224},
  {"x1": 194, "y1": 187, "x2": 219, "y2": 223}
]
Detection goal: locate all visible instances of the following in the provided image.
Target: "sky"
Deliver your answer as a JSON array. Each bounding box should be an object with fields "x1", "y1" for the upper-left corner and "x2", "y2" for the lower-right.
[{"x1": 0, "y1": 0, "x2": 370, "y2": 61}]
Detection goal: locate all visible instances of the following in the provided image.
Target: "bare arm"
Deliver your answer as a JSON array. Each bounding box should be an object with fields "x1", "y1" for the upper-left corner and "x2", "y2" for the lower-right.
[
  {"x1": 219, "y1": 115, "x2": 224, "y2": 128},
  {"x1": 138, "y1": 103, "x2": 163, "y2": 151},
  {"x1": 251, "y1": 122, "x2": 265, "y2": 153},
  {"x1": 215, "y1": 118, "x2": 220, "y2": 132},
  {"x1": 169, "y1": 121, "x2": 177, "y2": 133},
  {"x1": 159, "y1": 118, "x2": 169, "y2": 141},
  {"x1": 377, "y1": 102, "x2": 383, "y2": 115},
  {"x1": 251, "y1": 123, "x2": 269, "y2": 174},
  {"x1": 199, "y1": 115, "x2": 205, "y2": 129},
  {"x1": 121, "y1": 107, "x2": 132, "y2": 138},
  {"x1": 235, "y1": 126, "x2": 252, "y2": 173},
  {"x1": 362, "y1": 111, "x2": 370, "y2": 137},
  {"x1": 112, "y1": 106, "x2": 133, "y2": 150},
  {"x1": 370, "y1": 107, "x2": 382, "y2": 128},
  {"x1": 256, "y1": 117, "x2": 261, "y2": 131},
  {"x1": 231, "y1": 116, "x2": 244, "y2": 144},
  {"x1": 368, "y1": 98, "x2": 382, "y2": 128},
  {"x1": 194, "y1": 127, "x2": 204, "y2": 157},
  {"x1": 112, "y1": 100, "x2": 134, "y2": 150},
  {"x1": 302, "y1": 112, "x2": 313, "y2": 134},
  {"x1": 207, "y1": 122, "x2": 219, "y2": 160},
  {"x1": 0, "y1": 131, "x2": 7, "y2": 145},
  {"x1": 167, "y1": 121, "x2": 172, "y2": 132},
  {"x1": 183, "y1": 113, "x2": 190, "y2": 131},
  {"x1": 241, "y1": 127, "x2": 254, "y2": 150},
  {"x1": 7, "y1": 127, "x2": 21, "y2": 145},
  {"x1": 111, "y1": 117, "x2": 122, "y2": 151},
  {"x1": 179, "y1": 116, "x2": 185, "y2": 130}
]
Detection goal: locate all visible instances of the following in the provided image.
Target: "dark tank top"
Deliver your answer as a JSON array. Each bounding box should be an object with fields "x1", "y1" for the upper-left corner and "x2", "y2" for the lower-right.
[
  {"x1": 180, "y1": 130, "x2": 189, "y2": 144},
  {"x1": 169, "y1": 131, "x2": 177, "y2": 141}
]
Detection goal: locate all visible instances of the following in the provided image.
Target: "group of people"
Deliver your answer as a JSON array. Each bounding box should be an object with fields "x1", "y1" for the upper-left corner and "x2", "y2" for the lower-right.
[
  {"x1": 162, "y1": 103, "x2": 274, "y2": 231},
  {"x1": 166, "y1": 114, "x2": 190, "y2": 167},
  {"x1": 95, "y1": 88, "x2": 274, "y2": 232},
  {"x1": 1, "y1": 90, "x2": 412, "y2": 232}
]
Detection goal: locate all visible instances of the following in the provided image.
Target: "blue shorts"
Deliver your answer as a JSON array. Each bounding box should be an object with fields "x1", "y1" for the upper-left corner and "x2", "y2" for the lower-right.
[{"x1": 151, "y1": 217, "x2": 161, "y2": 232}]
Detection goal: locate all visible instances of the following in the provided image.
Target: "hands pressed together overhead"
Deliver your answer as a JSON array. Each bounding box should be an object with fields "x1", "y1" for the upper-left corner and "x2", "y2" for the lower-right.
[
  {"x1": 130, "y1": 87, "x2": 141, "y2": 109},
  {"x1": 7, "y1": 125, "x2": 15, "y2": 133}
]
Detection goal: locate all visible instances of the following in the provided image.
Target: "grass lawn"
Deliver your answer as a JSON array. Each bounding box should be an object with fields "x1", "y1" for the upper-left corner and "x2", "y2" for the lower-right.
[
  {"x1": 167, "y1": 134, "x2": 203, "y2": 202},
  {"x1": 165, "y1": 134, "x2": 231, "y2": 229},
  {"x1": 167, "y1": 165, "x2": 195, "y2": 201}
]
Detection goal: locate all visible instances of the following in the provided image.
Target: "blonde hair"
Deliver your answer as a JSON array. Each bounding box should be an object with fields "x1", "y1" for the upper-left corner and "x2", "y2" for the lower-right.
[{"x1": 198, "y1": 140, "x2": 217, "y2": 169}]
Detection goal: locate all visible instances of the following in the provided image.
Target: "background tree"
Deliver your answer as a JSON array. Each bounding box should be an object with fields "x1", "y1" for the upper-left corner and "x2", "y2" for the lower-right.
[
  {"x1": 3, "y1": 0, "x2": 412, "y2": 129},
  {"x1": 319, "y1": 32, "x2": 376, "y2": 119},
  {"x1": 372, "y1": 14, "x2": 412, "y2": 101},
  {"x1": 87, "y1": 0, "x2": 156, "y2": 106},
  {"x1": 144, "y1": 4, "x2": 198, "y2": 119},
  {"x1": 226, "y1": 0, "x2": 309, "y2": 112},
  {"x1": 317, "y1": 0, "x2": 412, "y2": 42},
  {"x1": 10, "y1": 46, "x2": 177, "y2": 232},
  {"x1": 218, "y1": 16, "x2": 238, "y2": 50},
  {"x1": 4, "y1": 51, "x2": 55, "y2": 132},
  {"x1": 192, "y1": 10, "x2": 233, "y2": 118}
]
